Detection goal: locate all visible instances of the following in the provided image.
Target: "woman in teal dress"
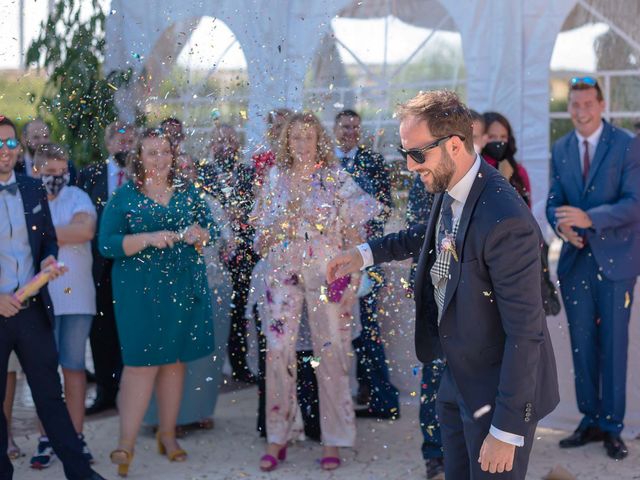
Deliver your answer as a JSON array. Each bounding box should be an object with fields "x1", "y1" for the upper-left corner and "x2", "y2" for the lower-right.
[
  {"x1": 99, "y1": 129, "x2": 217, "y2": 477},
  {"x1": 144, "y1": 153, "x2": 233, "y2": 430}
]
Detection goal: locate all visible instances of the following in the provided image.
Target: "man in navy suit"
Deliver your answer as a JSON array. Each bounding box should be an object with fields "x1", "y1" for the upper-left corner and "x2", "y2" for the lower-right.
[
  {"x1": 546, "y1": 77, "x2": 640, "y2": 460},
  {"x1": 328, "y1": 91, "x2": 559, "y2": 478},
  {"x1": 77, "y1": 121, "x2": 136, "y2": 415},
  {"x1": 333, "y1": 109, "x2": 400, "y2": 419},
  {"x1": 0, "y1": 116, "x2": 104, "y2": 479}
]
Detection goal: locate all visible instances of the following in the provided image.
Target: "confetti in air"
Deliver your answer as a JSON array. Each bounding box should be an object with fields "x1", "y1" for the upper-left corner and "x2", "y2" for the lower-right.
[{"x1": 473, "y1": 404, "x2": 492, "y2": 419}]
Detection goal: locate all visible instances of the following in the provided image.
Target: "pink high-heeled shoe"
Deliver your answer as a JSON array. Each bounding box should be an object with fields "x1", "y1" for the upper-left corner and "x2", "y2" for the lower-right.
[{"x1": 259, "y1": 446, "x2": 287, "y2": 472}]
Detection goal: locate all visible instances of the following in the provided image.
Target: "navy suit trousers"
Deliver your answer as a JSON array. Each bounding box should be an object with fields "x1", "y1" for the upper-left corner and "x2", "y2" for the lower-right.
[
  {"x1": 353, "y1": 266, "x2": 400, "y2": 414},
  {"x1": 436, "y1": 367, "x2": 536, "y2": 479},
  {"x1": 0, "y1": 298, "x2": 92, "y2": 480},
  {"x1": 559, "y1": 247, "x2": 635, "y2": 434}
]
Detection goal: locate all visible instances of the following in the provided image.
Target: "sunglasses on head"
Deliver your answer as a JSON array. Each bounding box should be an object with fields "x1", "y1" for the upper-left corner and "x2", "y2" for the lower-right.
[
  {"x1": 570, "y1": 76, "x2": 598, "y2": 88},
  {"x1": 397, "y1": 134, "x2": 464, "y2": 164},
  {"x1": 0, "y1": 138, "x2": 19, "y2": 150}
]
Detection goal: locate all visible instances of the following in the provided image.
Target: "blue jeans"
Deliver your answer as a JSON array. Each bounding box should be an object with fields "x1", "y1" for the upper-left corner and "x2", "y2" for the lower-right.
[
  {"x1": 420, "y1": 359, "x2": 445, "y2": 459},
  {"x1": 54, "y1": 314, "x2": 93, "y2": 371}
]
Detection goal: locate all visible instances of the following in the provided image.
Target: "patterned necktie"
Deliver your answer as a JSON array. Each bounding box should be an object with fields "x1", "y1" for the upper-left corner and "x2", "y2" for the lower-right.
[
  {"x1": 582, "y1": 140, "x2": 590, "y2": 181},
  {"x1": 437, "y1": 193, "x2": 455, "y2": 248},
  {"x1": 0, "y1": 183, "x2": 18, "y2": 195}
]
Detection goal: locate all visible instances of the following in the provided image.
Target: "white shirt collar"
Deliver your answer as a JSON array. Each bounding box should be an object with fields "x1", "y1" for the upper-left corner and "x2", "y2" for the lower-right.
[
  {"x1": 447, "y1": 154, "x2": 481, "y2": 208},
  {"x1": 576, "y1": 121, "x2": 604, "y2": 147},
  {"x1": 334, "y1": 146, "x2": 358, "y2": 160},
  {"x1": 107, "y1": 155, "x2": 121, "y2": 174},
  {"x1": 0, "y1": 171, "x2": 17, "y2": 186}
]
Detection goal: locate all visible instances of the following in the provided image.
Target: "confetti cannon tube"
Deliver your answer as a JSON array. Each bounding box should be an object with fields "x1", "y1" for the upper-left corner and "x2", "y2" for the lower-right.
[{"x1": 12, "y1": 261, "x2": 64, "y2": 303}]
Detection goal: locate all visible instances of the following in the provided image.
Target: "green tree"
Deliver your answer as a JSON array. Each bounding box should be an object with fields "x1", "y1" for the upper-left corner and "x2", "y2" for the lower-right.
[{"x1": 26, "y1": 0, "x2": 131, "y2": 166}]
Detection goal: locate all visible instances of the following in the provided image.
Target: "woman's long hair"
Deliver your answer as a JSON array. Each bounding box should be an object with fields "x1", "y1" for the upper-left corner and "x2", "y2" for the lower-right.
[
  {"x1": 275, "y1": 112, "x2": 337, "y2": 171},
  {"x1": 482, "y1": 112, "x2": 529, "y2": 205}
]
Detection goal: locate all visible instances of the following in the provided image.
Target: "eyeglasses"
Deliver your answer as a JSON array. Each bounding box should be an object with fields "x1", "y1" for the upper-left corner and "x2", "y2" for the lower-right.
[
  {"x1": 397, "y1": 134, "x2": 464, "y2": 164},
  {"x1": 0, "y1": 138, "x2": 19, "y2": 150},
  {"x1": 570, "y1": 76, "x2": 598, "y2": 88}
]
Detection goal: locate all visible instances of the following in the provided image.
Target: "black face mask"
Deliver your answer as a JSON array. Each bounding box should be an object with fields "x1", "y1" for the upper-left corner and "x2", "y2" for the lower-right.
[
  {"x1": 41, "y1": 173, "x2": 70, "y2": 197},
  {"x1": 484, "y1": 141, "x2": 508, "y2": 162},
  {"x1": 114, "y1": 151, "x2": 129, "y2": 168}
]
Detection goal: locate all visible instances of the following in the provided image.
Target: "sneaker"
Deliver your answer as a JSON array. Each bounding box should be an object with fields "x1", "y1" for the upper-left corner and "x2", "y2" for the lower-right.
[
  {"x1": 78, "y1": 433, "x2": 94, "y2": 464},
  {"x1": 30, "y1": 436, "x2": 56, "y2": 469}
]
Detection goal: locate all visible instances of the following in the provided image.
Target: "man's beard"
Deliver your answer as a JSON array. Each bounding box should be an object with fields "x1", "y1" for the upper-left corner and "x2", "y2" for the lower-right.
[{"x1": 424, "y1": 148, "x2": 456, "y2": 193}]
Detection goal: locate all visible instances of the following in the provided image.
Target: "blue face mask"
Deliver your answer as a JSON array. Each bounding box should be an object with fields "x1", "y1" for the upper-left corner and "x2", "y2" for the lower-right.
[{"x1": 41, "y1": 173, "x2": 70, "y2": 197}]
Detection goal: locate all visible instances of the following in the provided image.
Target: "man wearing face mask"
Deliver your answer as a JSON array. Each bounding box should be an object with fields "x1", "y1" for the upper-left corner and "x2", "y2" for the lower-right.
[
  {"x1": 28, "y1": 143, "x2": 98, "y2": 469},
  {"x1": 202, "y1": 123, "x2": 259, "y2": 383},
  {"x1": 77, "y1": 121, "x2": 137, "y2": 415}
]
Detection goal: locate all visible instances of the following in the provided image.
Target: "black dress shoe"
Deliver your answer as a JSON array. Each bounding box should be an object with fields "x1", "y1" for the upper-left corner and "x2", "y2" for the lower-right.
[
  {"x1": 85, "y1": 394, "x2": 117, "y2": 416},
  {"x1": 85, "y1": 369, "x2": 97, "y2": 384},
  {"x1": 355, "y1": 383, "x2": 371, "y2": 406},
  {"x1": 559, "y1": 426, "x2": 604, "y2": 448},
  {"x1": 603, "y1": 433, "x2": 628, "y2": 460},
  {"x1": 426, "y1": 457, "x2": 445, "y2": 479},
  {"x1": 355, "y1": 408, "x2": 400, "y2": 420},
  {"x1": 84, "y1": 471, "x2": 107, "y2": 480},
  {"x1": 231, "y1": 370, "x2": 257, "y2": 384}
]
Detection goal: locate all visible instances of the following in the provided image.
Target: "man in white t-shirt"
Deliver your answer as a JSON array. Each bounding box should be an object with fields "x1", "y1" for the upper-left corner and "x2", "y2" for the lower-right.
[{"x1": 29, "y1": 143, "x2": 97, "y2": 469}]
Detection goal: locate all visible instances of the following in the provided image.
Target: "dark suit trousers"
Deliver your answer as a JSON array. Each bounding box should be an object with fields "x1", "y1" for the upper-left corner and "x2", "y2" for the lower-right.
[
  {"x1": 0, "y1": 299, "x2": 92, "y2": 480},
  {"x1": 559, "y1": 247, "x2": 635, "y2": 434},
  {"x1": 436, "y1": 367, "x2": 536, "y2": 480},
  {"x1": 89, "y1": 268, "x2": 122, "y2": 397},
  {"x1": 420, "y1": 359, "x2": 445, "y2": 460},
  {"x1": 227, "y1": 247, "x2": 258, "y2": 373},
  {"x1": 353, "y1": 266, "x2": 400, "y2": 414}
]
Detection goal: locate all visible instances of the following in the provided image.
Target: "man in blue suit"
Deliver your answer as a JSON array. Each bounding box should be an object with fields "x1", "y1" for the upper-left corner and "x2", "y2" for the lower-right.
[
  {"x1": 334, "y1": 109, "x2": 400, "y2": 419},
  {"x1": 546, "y1": 77, "x2": 640, "y2": 460},
  {"x1": 0, "y1": 116, "x2": 104, "y2": 480}
]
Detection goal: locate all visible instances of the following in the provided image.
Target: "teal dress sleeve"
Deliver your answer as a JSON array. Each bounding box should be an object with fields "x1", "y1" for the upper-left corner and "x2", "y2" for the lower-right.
[{"x1": 98, "y1": 186, "x2": 129, "y2": 258}]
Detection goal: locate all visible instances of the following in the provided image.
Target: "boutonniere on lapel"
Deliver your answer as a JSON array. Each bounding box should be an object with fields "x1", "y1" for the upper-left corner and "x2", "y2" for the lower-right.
[{"x1": 440, "y1": 232, "x2": 459, "y2": 262}]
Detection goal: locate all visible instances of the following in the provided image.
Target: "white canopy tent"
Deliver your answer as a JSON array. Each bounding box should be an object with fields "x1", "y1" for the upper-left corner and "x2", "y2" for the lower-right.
[{"x1": 104, "y1": 0, "x2": 640, "y2": 437}]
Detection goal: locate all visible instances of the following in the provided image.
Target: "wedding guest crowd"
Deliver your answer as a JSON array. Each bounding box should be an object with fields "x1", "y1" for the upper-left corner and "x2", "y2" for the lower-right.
[{"x1": 1, "y1": 74, "x2": 639, "y2": 480}]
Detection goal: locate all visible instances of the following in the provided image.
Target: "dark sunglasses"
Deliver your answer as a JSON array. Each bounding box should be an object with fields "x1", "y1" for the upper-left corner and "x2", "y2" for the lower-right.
[
  {"x1": 570, "y1": 76, "x2": 598, "y2": 88},
  {"x1": 0, "y1": 138, "x2": 19, "y2": 150},
  {"x1": 397, "y1": 134, "x2": 464, "y2": 164}
]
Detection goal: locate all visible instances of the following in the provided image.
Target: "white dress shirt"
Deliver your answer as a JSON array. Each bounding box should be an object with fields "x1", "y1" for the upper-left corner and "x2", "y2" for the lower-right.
[
  {"x1": 22, "y1": 153, "x2": 35, "y2": 177},
  {"x1": 107, "y1": 156, "x2": 127, "y2": 196},
  {"x1": 335, "y1": 146, "x2": 359, "y2": 171},
  {"x1": 575, "y1": 121, "x2": 603, "y2": 174},
  {"x1": 0, "y1": 172, "x2": 35, "y2": 294},
  {"x1": 357, "y1": 155, "x2": 525, "y2": 447}
]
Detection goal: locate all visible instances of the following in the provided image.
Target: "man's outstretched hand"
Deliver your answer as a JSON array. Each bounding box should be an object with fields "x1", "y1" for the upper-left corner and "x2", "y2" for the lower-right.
[{"x1": 326, "y1": 248, "x2": 364, "y2": 283}]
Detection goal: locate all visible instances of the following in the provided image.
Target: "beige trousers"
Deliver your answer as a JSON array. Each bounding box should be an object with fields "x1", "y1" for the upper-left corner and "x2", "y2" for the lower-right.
[{"x1": 263, "y1": 251, "x2": 356, "y2": 447}]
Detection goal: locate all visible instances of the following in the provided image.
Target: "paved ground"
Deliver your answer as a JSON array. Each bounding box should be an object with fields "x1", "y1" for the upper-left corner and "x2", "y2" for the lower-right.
[{"x1": 10, "y1": 384, "x2": 640, "y2": 480}]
